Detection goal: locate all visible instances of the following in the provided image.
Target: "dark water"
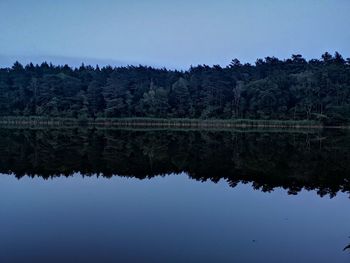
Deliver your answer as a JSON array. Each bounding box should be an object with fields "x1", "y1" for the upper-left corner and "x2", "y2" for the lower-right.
[{"x1": 0, "y1": 128, "x2": 350, "y2": 262}]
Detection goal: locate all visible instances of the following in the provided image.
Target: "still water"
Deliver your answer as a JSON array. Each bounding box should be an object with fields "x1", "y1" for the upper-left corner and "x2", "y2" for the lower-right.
[{"x1": 0, "y1": 128, "x2": 350, "y2": 262}]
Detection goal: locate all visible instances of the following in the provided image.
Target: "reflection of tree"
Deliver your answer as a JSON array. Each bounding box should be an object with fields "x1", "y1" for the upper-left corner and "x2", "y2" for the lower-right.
[{"x1": 0, "y1": 128, "x2": 350, "y2": 197}]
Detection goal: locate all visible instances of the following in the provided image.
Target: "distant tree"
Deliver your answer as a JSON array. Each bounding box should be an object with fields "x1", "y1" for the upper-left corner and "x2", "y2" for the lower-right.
[
  {"x1": 321, "y1": 52, "x2": 333, "y2": 63},
  {"x1": 334, "y1": 51, "x2": 345, "y2": 64},
  {"x1": 87, "y1": 80, "x2": 105, "y2": 118},
  {"x1": 229, "y1": 58, "x2": 242, "y2": 68},
  {"x1": 170, "y1": 77, "x2": 191, "y2": 117}
]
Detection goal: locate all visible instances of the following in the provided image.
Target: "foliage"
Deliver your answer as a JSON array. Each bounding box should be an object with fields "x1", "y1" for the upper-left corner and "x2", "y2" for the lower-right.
[{"x1": 1, "y1": 52, "x2": 350, "y2": 124}]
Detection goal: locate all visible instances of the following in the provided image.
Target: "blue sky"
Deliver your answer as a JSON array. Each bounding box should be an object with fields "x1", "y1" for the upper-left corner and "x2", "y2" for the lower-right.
[{"x1": 0, "y1": 0, "x2": 349, "y2": 68}]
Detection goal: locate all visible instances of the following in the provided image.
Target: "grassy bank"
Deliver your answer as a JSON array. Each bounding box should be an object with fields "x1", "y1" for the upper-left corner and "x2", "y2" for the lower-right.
[{"x1": 0, "y1": 116, "x2": 326, "y2": 129}]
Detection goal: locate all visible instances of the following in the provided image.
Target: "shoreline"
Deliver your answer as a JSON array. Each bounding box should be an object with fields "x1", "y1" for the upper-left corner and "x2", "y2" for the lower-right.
[{"x1": 0, "y1": 116, "x2": 347, "y2": 129}]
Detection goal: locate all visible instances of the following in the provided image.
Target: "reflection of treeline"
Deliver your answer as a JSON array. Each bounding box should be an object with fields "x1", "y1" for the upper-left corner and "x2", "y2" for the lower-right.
[
  {"x1": 0, "y1": 116, "x2": 321, "y2": 128},
  {"x1": 1, "y1": 52, "x2": 350, "y2": 124},
  {"x1": 0, "y1": 129, "x2": 350, "y2": 197}
]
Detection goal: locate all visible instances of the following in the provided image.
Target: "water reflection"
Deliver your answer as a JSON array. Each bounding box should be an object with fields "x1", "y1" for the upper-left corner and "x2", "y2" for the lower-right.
[
  {"x1": 344, "y1": 244, "x2": 350, "y2": 251},
  {"x1": 1, "y1": 128, "x2": 350, "y2": 262},
  {"x1": 0, "y1": 128, "x2": 349, "y2": 197},
  {"x1": 1, "y1": 174, "x2": 350, "y2": 262}
]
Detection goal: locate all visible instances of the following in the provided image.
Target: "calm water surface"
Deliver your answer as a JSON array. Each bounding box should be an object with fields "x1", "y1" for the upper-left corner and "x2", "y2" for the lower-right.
[{"x1": 0, "y1": 128, "x2": 350, "y2": 262}]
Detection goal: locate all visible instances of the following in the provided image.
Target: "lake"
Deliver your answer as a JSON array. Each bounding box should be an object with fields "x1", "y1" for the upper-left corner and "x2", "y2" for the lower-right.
[{"x1": 0, "y1": 128, "x2": 350, "y2": 262}]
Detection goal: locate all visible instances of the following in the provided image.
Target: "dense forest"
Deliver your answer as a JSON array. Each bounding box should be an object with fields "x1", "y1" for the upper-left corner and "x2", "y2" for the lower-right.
[
  {"x1": 0, "y1": 52, "x2": 350, "y2": 124},
  {"x1": 1, "y1": 128, "x2": 350, "y2": 197}
]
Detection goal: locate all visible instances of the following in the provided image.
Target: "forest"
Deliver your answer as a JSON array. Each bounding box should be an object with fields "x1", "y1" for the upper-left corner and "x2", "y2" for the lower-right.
[{"x1": 0, "y1": 52, "x2": 349, "y2": 125}]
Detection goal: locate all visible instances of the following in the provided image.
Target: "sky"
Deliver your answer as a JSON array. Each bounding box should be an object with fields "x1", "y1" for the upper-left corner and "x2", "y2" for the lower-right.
[{"x1": 0, "y1": 0, "x2": 349, "y2": 69}]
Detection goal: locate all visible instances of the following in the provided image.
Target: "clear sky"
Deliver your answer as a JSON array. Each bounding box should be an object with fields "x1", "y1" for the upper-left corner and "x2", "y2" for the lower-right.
[{"x1": 0, "y1": 0, "x2": 349, "y2": 68}]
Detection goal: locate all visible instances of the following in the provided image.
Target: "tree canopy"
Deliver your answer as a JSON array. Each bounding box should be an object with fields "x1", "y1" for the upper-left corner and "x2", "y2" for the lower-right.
[{"x1": 1, "y1": 52, "x2": 350, "y2": 124}]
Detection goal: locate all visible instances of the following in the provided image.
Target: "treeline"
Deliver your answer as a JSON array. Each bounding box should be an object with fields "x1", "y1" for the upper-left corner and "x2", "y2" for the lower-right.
[
  {"x1": 0, "y1": 52, "x2": 350, "y2": 124},
  {"x1": 1, "y1": 129, "x2": 350, "y2": 197}
]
